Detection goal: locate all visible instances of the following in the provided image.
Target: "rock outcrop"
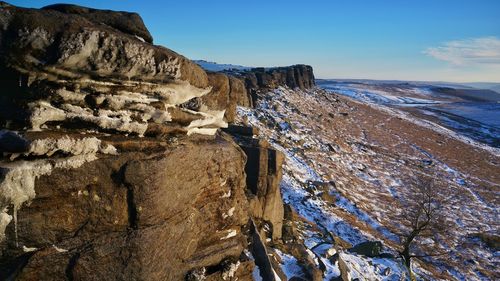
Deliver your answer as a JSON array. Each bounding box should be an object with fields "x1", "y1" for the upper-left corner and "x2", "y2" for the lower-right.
[
  {"x1": 224, "y1": 125, "x2": 284, "y2": 241},
  {"x1": 0, "y1": 3, "x2": 265, "y2": 280},
  {"x1": 242, "y1": 65, "x2": 315, "y2": 91},
  {"x1": 0, "y1": 2, "x2": 312, "y2": 280},
  {"x1": 0, "y1": 2, "x2": 235, "y2": 135},
  {"x1": 221, "y1": 64, "x2": 315, "y2": 108}
]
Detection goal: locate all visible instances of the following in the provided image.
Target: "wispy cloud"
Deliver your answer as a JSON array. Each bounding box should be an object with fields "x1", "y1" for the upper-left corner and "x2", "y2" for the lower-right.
[{"x1": 424, "y1": 37, "x2": 500, "y2": 65}]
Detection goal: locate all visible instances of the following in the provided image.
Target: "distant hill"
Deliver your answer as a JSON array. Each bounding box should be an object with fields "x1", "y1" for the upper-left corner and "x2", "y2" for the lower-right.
[
  {"x1": 317, "y1": 79, "x2": 500, "y2": 98},
  {"x1": 459, "y1": 82, "x2": 500, "y2": 94},
  {"x1": 430, "y1": 87, "x2": 500, "y2": 102}
]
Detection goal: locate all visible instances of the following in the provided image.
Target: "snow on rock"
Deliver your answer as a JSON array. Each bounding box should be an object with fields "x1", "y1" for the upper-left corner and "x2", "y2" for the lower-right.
[
  {"x1": 100, "y1": 91, "x2": 159, "y2": 110},
  {"x1": 25, "y1": 78, "x2": 228, "y2": 137},
  {"x1": 22, "y1": 245, "x2": 38, "y2": 252},
  {"x1": 134, "y1": 35, "x2": 146, "y2": 43},
  {"x1": 0, "y1": 136, "x2": 117, "y2": 244},
  {"x1": 52, "y1": 244, "x2": 68, "y2": 253},
  {"x1": 220, "y1": 229, "x2": 237, "y2": 240},
  {"x1": 0, "y1": 160, "x2": 53, "y2": 244},
  {"x1": 29, "y1": 101, "x2": 66, "y2": 131},
  {"x1": 339, "y1": 252, "x2": 407, "y2": 281},
  {"x1": 155, "y1": 80, "x2": 211, "y2": 105},
  {"x1": 27, "y1": 136, "x2": 104, "y2": 156},
  {"x1": 275, "y1": 248, "x2": 305, "y2": 279},
  {"x1": 186, "y1": 107, "x2": 228, "y2": 136},
  {"x1": 0, "y1": 209, "x2": 13, "y2": 242},
  {"x1": 221, "y1": 261, "x2": 240, "y2": 280},
  {"x1": 60, "y1": 104, "x2": 149, "y2": 136},
  {"x1": 222, "y1": 207, "x2": 235, "y2": 219}
]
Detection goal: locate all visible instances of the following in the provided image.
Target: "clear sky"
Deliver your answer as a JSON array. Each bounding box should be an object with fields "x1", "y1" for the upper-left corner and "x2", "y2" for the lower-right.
[{"x1": 8, "y1": 0, "x2": 500, "y2": 82}]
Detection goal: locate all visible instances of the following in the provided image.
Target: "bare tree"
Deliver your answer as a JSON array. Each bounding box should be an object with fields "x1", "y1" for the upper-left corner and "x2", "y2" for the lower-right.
[{"x1": 395, "y1": 175, "x2": 456, "y2": 275}]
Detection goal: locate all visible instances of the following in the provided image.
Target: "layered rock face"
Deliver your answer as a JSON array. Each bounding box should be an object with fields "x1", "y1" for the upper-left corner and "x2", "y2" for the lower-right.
[
  {"x1": 242, "y1": 65, "x2": 315, "y2": 91},
  {"x1": 41, "y1": 3, "x2": 154, "y2": 43},
  {"x1": 0, "y1": 3, "x2": 280, "y2": 280},
  {"x1": 222, "y1": 64, "x2": 315, "y2": 108},
  {"x1": 0, "y1": 2, "x2": 238, "y2": 134},
  {"x1": 0, "y1": 2, "x2": 318, "y2": 280},
  {"x1": 224, "y1": 126, "x2": 285, "y2": 241}
]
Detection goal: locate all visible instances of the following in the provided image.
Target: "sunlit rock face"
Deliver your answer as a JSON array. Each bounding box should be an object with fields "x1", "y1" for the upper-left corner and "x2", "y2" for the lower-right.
[
  {"x1": 0, "y1": 132, "x2": 252, "y2": 280},
  {"x1": 0, "y1": 2, "x2": 323, "y2": 280},
  {"x1": 0, "y1": 2, "x2": 236, "y2": 136},
  {"x1": 0, "y1": 3, "x2": 260, "y2": 280}
]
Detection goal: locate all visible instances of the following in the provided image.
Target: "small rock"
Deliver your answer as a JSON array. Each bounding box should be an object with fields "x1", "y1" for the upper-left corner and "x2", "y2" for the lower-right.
[
  {"x1": 349, "y1": 241, "x2": 383, "y2": 257},
  {"x1": 186, "y1": 267, "x2": 206, "y2": 281}
]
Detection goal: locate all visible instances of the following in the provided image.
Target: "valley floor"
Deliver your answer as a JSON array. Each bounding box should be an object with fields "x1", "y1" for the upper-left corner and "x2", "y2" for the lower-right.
[{"x1": 236, "y1": 87, "x2": 499, "y2": 280}]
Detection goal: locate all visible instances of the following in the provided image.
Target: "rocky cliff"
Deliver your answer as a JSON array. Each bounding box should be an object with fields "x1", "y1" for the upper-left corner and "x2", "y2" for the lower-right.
[
  {"x1": 220, "y1": 65, "x2": 315, "y2": 109},
  {"x1": 242, "y1": 65, "x2": 315, "y2": 91},
  {"x1": 0, "y1": 2, "x2": 303, "y2": 280}
]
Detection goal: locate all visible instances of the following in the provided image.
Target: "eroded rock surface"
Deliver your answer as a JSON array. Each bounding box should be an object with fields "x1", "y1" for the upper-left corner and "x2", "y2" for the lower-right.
[
  {"x1": 42, "y1": 3, "x2": 154, "y2": 43},
  {"x1": 0, "y1": 133, "x2": 251, "y2": 280},
  {"x1": 0, "y1": 2, "x2": 296, "y2": 280},
  {"x1": 0, "y1": 2, "x2": 234, "y2": 136},
  {"x1": 225, "y1": 125, "x2": 284, "y2": 241}
]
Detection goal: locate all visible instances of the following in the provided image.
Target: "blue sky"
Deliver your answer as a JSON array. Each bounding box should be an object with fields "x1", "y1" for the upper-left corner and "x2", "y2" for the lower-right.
[{"x1": 9, "y1": 0, "x2": 500, "y2": 82}]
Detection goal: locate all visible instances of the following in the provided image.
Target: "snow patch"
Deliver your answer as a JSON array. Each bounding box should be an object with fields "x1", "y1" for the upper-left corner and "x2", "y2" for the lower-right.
[
  {"x1": 186, "y1": 107, "x2": 228, "y2": 136},
  {"x1": 275, "y1": 249, "x2": 304, "y2": 279},
  {"x1": 222, "y1": 261, "x2": 240, "y2": 280},
  {"x1": 134, "y1": 35, "x2": 145, "y2": 42},
  {"x1": 52, "y1": 244, "x2": 68, "y2": 253},
  {"x1": 222, "y1": 207, "x2": 235, "y2": 219},
  {"x1": 0, "y1": 137, "x2": 112, "y2": 244},
  {"x1": 22, "y1": 245, "x2": 38, "y2": 252},
  {"x1": 220, "y1": 229, "x2": 237, "y2": 240},
  {"x1": 155, "y1": 80, "x2": 212, "y2": 105},
  {"x1": 220, "y1": 189, "x2": 231, "y2": 198}
]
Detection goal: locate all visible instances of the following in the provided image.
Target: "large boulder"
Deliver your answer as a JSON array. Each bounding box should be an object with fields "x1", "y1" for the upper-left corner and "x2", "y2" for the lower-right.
[
  {"x1": 0, "y1": 133, "x2": 250, "y2": 280},
  {"x1": 0, "y1": 3, "x2": 259, "y2": 280},
  {"x1": 348, "y1": 241, "x2": 383, "y2": 257},
  {"x1": 0, "y1": 3, "x2": 291, "y2": 280},
  {"x1": 0, "y1": 5, "x2": 207, "y2": 86}
]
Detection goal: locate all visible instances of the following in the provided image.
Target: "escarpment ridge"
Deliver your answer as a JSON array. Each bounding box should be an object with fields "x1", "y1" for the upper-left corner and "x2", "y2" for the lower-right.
[{"x1": 0, "y1": 2, "x2": 316, "y2": 280}]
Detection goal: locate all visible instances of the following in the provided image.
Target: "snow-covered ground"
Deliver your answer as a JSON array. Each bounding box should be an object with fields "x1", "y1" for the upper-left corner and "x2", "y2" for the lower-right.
[{"x1": 236, "y1": 87, "x2": 499, "y2": 280}]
